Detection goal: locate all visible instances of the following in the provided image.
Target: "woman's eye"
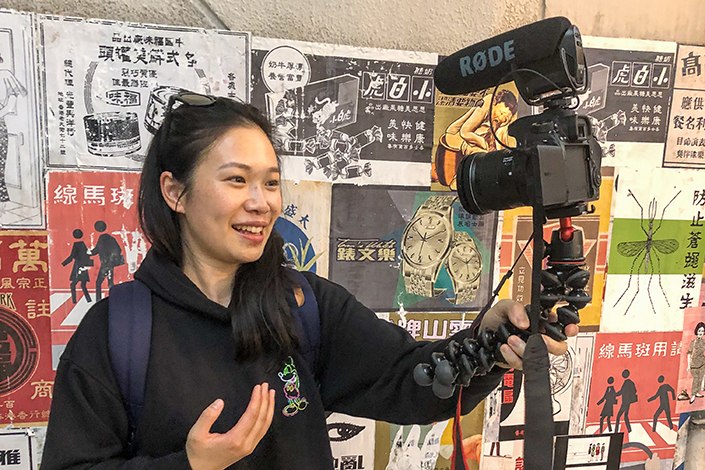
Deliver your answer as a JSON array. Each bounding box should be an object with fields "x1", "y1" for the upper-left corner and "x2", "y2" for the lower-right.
[
  {"x1": 266, "y1": 179, "x2": 280, "y2": 187},
  {"x1": 229, "y1": 176, "x2": 246, "y2": 183}
]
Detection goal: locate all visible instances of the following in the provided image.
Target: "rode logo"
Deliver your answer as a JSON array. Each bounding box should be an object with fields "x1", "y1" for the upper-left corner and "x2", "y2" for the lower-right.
[{"x1": 459, "y1": 40, "x2": 516, "y2": 77}]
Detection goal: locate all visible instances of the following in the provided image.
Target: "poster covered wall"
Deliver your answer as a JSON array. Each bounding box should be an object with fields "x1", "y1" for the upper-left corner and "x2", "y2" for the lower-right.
[
  {"x1": 375, "y1": 310, "x2": 484, "y2": 470},
  {"x1": 329, "y1": 186, "x2": 498, "y2": 312},
  {"x1": 46, "y1": 171, "x2": 144, "y2": 362},
  {"x1": 0, "y1": 7, "x2": 703, "y2": 470},
  {"x1": 581, "y1": 37, "x2": 677, "y2": 169},
  {"x1": 39, "y1": 16, "x2": 250, "y2": 169},
  {"x1": 601, "y1": 168, "x2": 705, "y2": 333},
  {"x1": 0, "y1": 11, "x2": 44, "y2": 228},
  {"x1": 252, "y1": 38, "x2": 436, "y2": 186},
  {"x1": 277, "y1": 179, "x2": 331, "y2": 277},
  {"x1": 586, "y1": 331, "x2": 681, "y2": 466},
  {"x1": 664, "y1": 44, "x2": 705, "y2": 169}
]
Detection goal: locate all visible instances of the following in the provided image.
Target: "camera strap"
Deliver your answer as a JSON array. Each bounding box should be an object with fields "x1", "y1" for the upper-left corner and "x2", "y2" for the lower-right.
[{"x1": 522, "y1": 157, "x2": 555, "y2": 469}]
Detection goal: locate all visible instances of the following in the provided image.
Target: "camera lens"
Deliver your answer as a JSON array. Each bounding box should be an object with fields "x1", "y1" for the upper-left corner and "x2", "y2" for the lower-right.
[{"x1": 456, "y1": 149, "x2": 532, "y2": 215}]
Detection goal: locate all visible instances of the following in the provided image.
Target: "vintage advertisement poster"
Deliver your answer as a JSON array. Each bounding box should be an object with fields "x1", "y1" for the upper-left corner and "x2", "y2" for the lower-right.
[
  {"x1": 329, "y1": 186, "x2": 498, "y2": 312},
  {"x1": 496, "y1": 168, "x2": 614, "y2": 329},
  {"x1": 663, "y1": 44, "x2": 705, "y2": 169},
  {"x1": 39, "y1": 16, "x2": 250, "y2": 169},
  {"x1": 0, "y1": 429, "x2": 40, "y2": 469},
  {"x1": 251, "y1": 37, "x2": 436, "y2": 186},
  {"x1": 601, "y1": 168, "x2": 705, "y2": 333},
  {"x1": 586, "y1": 331, "x2": 681, "y2": 466},
  {"x1": 480, "y1": 338, "x2": 577, "y2": 469},
  {"x1": 276, "y1": 179, "x2": 331, "y2": 278},
  {"x1": 582, "y1": 37, "x2": 677, "y2": 169},
  {"x1": 374, "y1": 311, "x2": 484, "y2": 470},
  {"x1": 675, "y1": 301, "x2": 705, "y2": 414},
  {"x1": 568, "y1": 333, "x2": 597, "y2": 435},
  {"x1": 493, "y1": 337, "x2": 577, "y2": 440},
  {"x1": 327, "y1": 412, "x2": 375, "y2": 470},
  {"x1": 552, "y1": 433, "x2": 623, "y2": 470},
  {"x1": 0, "y1": 11, "x2": 44, "y2": 228},
  {"x1": 431, "y1": 83, "x2": 519, "y2": 192},
  {"x1": 46, "y1": 171, "x2": 144, "y2": 362},
  {"x1": 0, "y1": 231, "x2": 53, "y2": 427}
]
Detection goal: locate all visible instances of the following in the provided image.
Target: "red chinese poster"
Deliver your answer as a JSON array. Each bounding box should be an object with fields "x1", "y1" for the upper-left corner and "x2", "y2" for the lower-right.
[
  {"x1": 47, "y1": 171, "x2": 145, "y2": 354},
  {"x1": 586, "y1": 332, "x2": 681, "y2": 464},
  {"x1": 0, "y1": 231, "x2": 53, "y2": 426}
]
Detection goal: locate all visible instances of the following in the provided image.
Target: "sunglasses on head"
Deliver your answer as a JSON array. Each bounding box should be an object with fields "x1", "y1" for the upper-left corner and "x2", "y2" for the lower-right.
[{"x1": 159, "y1": 92, "x2": 218, "y2": 151}]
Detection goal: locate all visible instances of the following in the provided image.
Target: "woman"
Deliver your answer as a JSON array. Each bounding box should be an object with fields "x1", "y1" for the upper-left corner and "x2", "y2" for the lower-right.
[
  {"x1": 42, "y1": 94, "x2": 576, "y2": 469},
  {"x1": 0, "y1": 68, "x2": 28, "y2": 207},
  {"x1": 596, "y1": 376, "x2": 618, "y2": 433},
  {"x1": 688, "y1": 322, "x2": 705, "y2": 404},
  {"x1": 432, "y1": 89, "x2": 518, "y2": 189}
]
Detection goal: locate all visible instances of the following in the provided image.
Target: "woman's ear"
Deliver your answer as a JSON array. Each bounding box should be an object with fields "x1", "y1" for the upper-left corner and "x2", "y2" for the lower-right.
[{"x1": 160, "y1": 171, "x2": 186, "y2": 214}]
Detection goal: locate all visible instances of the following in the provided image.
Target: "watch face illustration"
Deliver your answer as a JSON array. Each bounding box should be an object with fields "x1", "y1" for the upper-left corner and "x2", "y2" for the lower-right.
[
  {"x1": 448, "y1": 244, "x2": 482, "y2": 282},
  {"x1": 402, "y1": 214, "x2": 452, "y2": 268}
]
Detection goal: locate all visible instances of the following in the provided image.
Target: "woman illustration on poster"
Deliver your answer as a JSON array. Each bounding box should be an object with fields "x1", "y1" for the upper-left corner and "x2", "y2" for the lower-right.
[
  {"x1": 0, "y1": 64, "x2": 28, "y2": 210},
  {"x1": 597, "y1": 376, "x2": 618, "y2": 433},
  {"x1": 432, "y1": 90, "x2": 518, "y2": 189},
  {"x1": 687, "y1": 322, "x2": 705, "y2": 404}
]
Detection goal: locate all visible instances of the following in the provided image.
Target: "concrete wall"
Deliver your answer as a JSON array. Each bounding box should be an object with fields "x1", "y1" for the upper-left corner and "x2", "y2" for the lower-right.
[
  {"x1": 546, "y1": 0, "x2": 705, "y2": 46},
  {"x1": 6, "y1": 0, "x2": 703, "y2": 55}
]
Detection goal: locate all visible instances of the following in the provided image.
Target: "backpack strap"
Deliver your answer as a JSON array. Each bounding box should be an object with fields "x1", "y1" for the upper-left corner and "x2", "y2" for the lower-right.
[
  {"x1": 287, "y1": 269, "x2": 321, "y2": 377},
  {"x1": 108, "y1": 279, "x2": 152, "y2": 457}
]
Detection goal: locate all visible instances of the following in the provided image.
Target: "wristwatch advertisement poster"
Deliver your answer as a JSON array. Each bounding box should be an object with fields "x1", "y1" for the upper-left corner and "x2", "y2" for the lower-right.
[{"x1": 329, "y1": 186, "x2": 498, "y2": 312}]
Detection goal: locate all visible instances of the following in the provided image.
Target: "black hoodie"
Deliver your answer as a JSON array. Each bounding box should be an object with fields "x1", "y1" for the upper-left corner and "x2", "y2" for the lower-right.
[{"x1": 41, "y1": 250, "x2": 505, "y2": 469}]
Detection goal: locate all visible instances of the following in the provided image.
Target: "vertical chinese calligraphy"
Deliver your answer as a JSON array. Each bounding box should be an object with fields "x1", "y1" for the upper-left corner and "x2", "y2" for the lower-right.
[
  {"x1": 0, "y1": 231, "x2": 52, "y2": 426},
  {"x1": 664, "y1": 45, "x2": 705, "y2": 168},
  {"x1": 39, "y1": 16, "x2": 249, "y2": 169}
]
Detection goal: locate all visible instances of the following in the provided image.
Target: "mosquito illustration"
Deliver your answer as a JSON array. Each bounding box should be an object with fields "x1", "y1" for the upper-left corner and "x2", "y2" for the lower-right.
[{"x1": 613, "y1": 189, "x2": 681, "y2": 315}]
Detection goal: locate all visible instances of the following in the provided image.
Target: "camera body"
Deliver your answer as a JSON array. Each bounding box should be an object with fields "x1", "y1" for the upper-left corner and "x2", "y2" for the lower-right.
[{"x1": 457, "y1": 103, "x2": 602, "y2": 218}]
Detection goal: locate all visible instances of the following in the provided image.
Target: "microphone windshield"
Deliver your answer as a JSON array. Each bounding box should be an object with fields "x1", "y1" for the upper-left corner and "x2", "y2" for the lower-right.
[{"x1": 434, "y1": 17, "x2": 573, "y2": 95}]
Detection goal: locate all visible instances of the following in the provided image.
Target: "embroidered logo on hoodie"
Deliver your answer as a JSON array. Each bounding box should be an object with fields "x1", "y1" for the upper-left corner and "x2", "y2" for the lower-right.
[{"x1": 278, "y1": 356, "x2": 308, "y2": 417}]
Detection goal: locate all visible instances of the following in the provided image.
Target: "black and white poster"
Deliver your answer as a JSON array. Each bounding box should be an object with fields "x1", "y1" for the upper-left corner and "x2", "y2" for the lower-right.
[
  {"x1": 580, "y1": 37, "x2": 677, "y2": 168},
  {"x1": 39, "y1": 16, "x2": 250, "y2": 169},
  {"x1": 0, "y1": 10, "x2": 44, "y2": 228},
  {"x1": 251, "y1": 38, "x2": 437, "y2": 186},
  {"x1": 663, "y1": 44, "x2": 705, "y2": 169}
]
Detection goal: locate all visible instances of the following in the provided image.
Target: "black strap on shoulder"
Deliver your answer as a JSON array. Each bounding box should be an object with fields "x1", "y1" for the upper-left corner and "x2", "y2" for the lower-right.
[
  {"x1": 108, "y1": 279, "x2": 152, "y2": 457},
  {"x1": 107, "y1": 271, "x2": 321, "y2": 457},
  {"x1": 287, "y1": 269, "x2": 321, "y2": 376}
]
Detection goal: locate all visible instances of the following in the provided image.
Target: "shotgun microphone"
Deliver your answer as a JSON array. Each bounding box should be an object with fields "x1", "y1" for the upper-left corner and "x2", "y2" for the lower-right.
[{"x1": 434, "y1": 17, "x2": 587, "y2": 102}]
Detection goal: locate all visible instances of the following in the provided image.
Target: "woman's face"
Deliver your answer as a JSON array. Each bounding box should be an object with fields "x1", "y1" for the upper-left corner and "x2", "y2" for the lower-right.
[
  {"x1": 698, "y1": 326, "x2": 704, "y2": 338},
  {"x1": 174, "y1": 126, "x2": 281, "y2": 271},
  {"x1": 491, "y1": 102, "x2": 513, "y2": 129}
]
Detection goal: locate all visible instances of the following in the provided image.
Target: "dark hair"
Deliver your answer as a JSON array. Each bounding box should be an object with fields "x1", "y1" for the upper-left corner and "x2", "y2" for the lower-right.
[
  {"x1": 138, "y1": 96, "x2": 298, "y2": 365},
  {"x1": 695, "y1": 322, "x2": 705, "y2": 335},
  {"x1": 494, "y1": 89, "x2": 518, "y2": 115}
]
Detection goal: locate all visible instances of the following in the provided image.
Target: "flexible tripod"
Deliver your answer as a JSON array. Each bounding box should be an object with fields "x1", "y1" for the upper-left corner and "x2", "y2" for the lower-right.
[{"x1": 413, "y1": 217, "x2": 590, "y2": 399}]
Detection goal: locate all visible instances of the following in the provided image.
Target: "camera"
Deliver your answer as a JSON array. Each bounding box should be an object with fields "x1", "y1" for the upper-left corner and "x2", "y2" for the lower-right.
[{"x1": 441, "y1": 20, "x2": 603, "y2": 219}]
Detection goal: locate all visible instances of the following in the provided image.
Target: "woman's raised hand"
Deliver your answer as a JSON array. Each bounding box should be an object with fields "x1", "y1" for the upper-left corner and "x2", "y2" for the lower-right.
[{"x1": 186, "y1": 383, "x2": 276, "y2": 470}]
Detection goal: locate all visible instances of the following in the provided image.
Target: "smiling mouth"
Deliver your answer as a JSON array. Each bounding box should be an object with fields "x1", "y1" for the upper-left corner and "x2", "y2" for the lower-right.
[{"x1": 233, "y1": 225, "x2": 264, "y2": 235}]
